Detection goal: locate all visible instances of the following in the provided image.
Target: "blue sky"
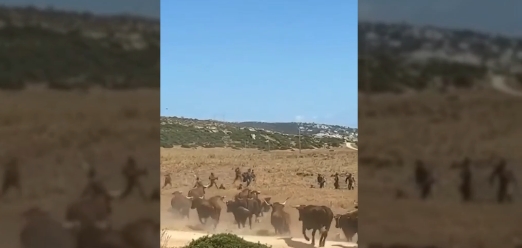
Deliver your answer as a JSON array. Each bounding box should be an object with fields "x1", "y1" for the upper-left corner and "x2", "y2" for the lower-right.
[{"x1": 161, "y1": 1, "x2": 358, "y2": 128}]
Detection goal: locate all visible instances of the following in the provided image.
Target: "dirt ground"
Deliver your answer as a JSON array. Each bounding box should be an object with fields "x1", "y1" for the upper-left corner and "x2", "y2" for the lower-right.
[
  {"x1": 359, "y1": 90, "x2": 522, "y2": 248},
  {"x1": 160, "y1": 147, "x2": 358, "y2": 245},
  {"x1": 0, "y1": 87, "x2": 159, "y2": 248}
]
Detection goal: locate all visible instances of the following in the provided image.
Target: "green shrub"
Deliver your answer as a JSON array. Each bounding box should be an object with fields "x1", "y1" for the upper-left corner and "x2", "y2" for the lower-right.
[{"x1": 183, "y1": 233, "x2": 271, "y2": 248}]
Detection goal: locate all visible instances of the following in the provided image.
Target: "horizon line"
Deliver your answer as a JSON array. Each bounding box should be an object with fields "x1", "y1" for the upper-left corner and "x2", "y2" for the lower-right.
[{"x1": 160, "y1": 115, "x2": 357, "y2": 129}]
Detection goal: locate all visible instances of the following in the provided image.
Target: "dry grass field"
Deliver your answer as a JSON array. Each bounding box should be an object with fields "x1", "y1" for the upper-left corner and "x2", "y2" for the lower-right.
[
  {"x1": 160, "y1": 147, "x2": 358, "y2": 242},
  {"x1": 0, "y1": 86, "x2": 159, "y2": 247},
  {"x1": 359, "y1": 90, "x2": 522, "y2": 248}
]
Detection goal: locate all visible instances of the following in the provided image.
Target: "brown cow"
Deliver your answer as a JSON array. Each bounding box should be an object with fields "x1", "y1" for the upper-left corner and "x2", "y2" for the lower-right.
[
  {"x1": 294, "y1": 204, "x2": 334, "y2": 247},
  {"x1": 188, "y1": 183, "x2": 210, "y2": 198},
  {"x1": 75, "y1": 223, "x2": 129, "y2": 248},
  {"x1": 265, "y1": 197, "x2": 291, "y2": 235},
  {"x1": 76, "y1": 218, "x2": 159, "y2": 248},
  {"x1": 150, "y1": 187, "x2": 160, "y2": 201},
  {"x1": 120, "y1": 218, "x2": 160, "y2": 248},
  {"x1": 170, "y1": 191, "x2": 192, "y2": 219},
  {"x1": 19, "y1": 207, "x2": 77, "y2": 248},
  {"x1": 189, "y1": 195, "x2": 224, "y2": 229},
  {"x1": 64, "y1": 193, "x2": 119, "y2": 228},
  {"x1": 334, "y1": 210, "x2": 358, "y2": 242}
]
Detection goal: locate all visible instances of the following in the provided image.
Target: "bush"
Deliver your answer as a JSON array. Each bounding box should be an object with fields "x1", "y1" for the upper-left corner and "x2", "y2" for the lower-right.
[{"x1": 183, "y1": 233, "x2": 271, "y2": 248}]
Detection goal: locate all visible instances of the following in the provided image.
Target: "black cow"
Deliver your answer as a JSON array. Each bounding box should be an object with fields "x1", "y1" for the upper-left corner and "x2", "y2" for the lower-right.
[
  {"x1": 260, "y1": 197, "x2": 272, "y2": 215},
  {"x1": 170, "y1": 191, "x2": 192, "y2": 219},
  {"x1": 334, "y1": 210, "x2": 358, "y2": 242},
  {"x1": 265, "y1": 197, "x2": 291, "y2": 235},
  {"x1": 225, "y1": 200, "x2": 255, "y2": 229},
  {"x1": 190, "y1": 195, "x2": 224, "y2": 229},
  {"x1": 294, "y1": 204, "x2": 334, "y2": 247},
  {"x1": 64, "y1": 193, "x2": 118, "y2": 229}
]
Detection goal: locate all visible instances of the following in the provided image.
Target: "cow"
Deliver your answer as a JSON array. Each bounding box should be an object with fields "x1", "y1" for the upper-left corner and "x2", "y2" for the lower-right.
[
  {"x1": 75, "y1": 223, "x2": 129, "y2": 248},
  {"x1": 189, "y1": 195, "x2": 225, "y2": 229},
  {"x1": 260, "y1": 197, "x2": 272, "y2": 214},
  {"x1": 293, "y1": 204, "x2": 334, "y2": 247},
  {"x1": 188, "y1": 183, "x2": 210, "y2": 198},
  {"x1": 235, "y1": 189, "x2": 262, "y2": 222},
  {"x1": 334, "y1": 210, "x2": 358, "y2": 242},
  {"x1": 170, "y1": 191, "x2": 192, "y2": 219},
  {"x1": 19, "y1": 207, "x2": 77, "y2": 248},
  {"x1": 265, "y1": 197, "x2": 291, "y2": 235},
  {"x1": 235, "y1": 188, "x2": 254, "y2": 199},
  {"x1": 76, "y1": 218, "x2": 159, "y2": 248},
  {"x1": 64, "y1": 192, "x2": 119, "y2": 228},
  {"x1": 120, "y1": 218, "x2": 160, "y2": 248},
  {"x1": 150, "y1": 187, "x2": 160, "y2": 201},
  {"x1": 225, "y1": 199, "x2": 255, "y2": 229}
]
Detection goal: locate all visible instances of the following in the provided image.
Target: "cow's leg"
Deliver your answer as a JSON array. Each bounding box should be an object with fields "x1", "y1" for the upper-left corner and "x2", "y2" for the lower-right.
[
  {"x1": 319, "y1": 230, "x2": 328, "y2": 247},
  {"x1": 311, "y1": 229, "x2": 317, "y2": 246},
  {"x1": 302, "y1": 226, "x2": 309, "y2": 241},
  {"x1": 248, "y1": 216, "x2": 252, "y2": 229},
  {"x1": 213, "y1": 218, "x2": 219, "y2": 230}
]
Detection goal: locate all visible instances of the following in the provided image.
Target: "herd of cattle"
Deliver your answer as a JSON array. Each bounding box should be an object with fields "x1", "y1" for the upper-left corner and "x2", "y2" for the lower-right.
[
  {"x1": 169, "y1": 180, "x2": 359, "y2": 247},
  {"x1": 3, "y1": 156, "x2": 159, "y2": 248}
]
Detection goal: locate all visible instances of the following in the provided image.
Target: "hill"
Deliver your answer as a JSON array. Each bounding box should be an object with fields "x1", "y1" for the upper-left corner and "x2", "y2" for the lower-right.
[
  {"x1": 359, "y1": 21, "x2": 522, "y2": 93},
  {"x1": 228, "y1": 121, "x2": 357, "y2": 137},
  {"x1": 160, "y1": 116, "x2": 357, "y2": 150},
  {"x1": 0, "y1": 5, "x2": 159, "y2": 90}
]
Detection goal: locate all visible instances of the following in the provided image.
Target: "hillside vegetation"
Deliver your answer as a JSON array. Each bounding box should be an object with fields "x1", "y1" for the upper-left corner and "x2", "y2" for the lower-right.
[
  {"x1": 359, "y1": 21, "x2": 522, "y2": 93},
  {"x1": 0, "y1": 6, "x2": 159, "y2": 90},
  {"x1": 160, "y1": 117, "x2": 352, "y2": 150}
]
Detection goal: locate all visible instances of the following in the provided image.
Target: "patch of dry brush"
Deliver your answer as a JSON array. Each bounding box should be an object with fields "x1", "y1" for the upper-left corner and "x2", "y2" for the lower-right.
[
  {"x1": 160, "y1": 147, "x2": 358, "y2": 239},
  {"x1": 0, "y1": 87, "x2": 159, "y2": 247},
  {"x1": 359, "y1": 90, "x2": 522, "y2": 248}
]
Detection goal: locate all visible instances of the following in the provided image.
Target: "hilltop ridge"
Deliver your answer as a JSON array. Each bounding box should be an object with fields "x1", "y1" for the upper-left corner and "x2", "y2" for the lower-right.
[
  {"x1": 0, "y1": 5, "x2": 159, "y2": 90},
  {"x1": 359, "y1": 21, "x2": 522, "y2": 93},
  {"x1": 160, "y1": 116, "x2": 357, "y2": 150}
]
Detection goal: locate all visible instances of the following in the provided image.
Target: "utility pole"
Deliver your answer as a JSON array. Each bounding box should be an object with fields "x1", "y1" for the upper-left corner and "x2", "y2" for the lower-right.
[{"x1": 298, "y1": 124, "x2": 302, "y2": 153}]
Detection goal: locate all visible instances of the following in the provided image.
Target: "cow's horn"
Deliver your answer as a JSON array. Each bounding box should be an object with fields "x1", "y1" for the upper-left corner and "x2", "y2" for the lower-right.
[
  {"x1": 204, "y1": 184, "x2": 210, "y2": 188},
  {"x1": 185, "y1": 196, "x2": 193, "y2": 199},
  {"x1": 62, "y1": 221, "x2": 80, "y2": 229},
  {"x1": 198, "y1": 196, "x2": 204, "y2": 199},
  {"x1": 281, "y1": 197, "x2": 290, "y2": 205}
]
